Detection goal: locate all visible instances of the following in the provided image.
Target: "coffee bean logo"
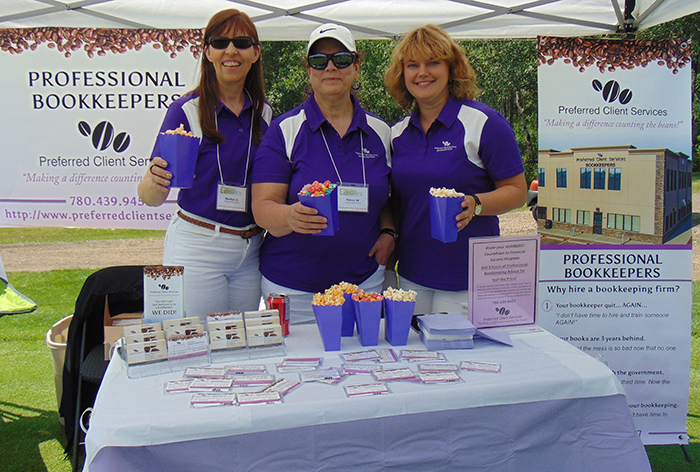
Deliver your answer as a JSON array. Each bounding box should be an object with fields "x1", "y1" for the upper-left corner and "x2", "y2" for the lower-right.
[
  {"x1": 92, "y1": 121, "x2": 114, "y2": 151},
  {"x1": 78, "y1": 121, "x2": 91, "y2": 137},
  {"x1": 495, "y1": 307, "x2": 511, "y2": 316},
  {"x1": 602, "y1": 80, "x2": 620, "y2": 102},
  {"x1": 591, "y1": 80, "x2": 633, "y2": 105},
  {"x1": 77, "y1": 120, "x2": 131, "y2": 152},
  {"x1": 618, "y1": 89, "x2": 632, "y2": 104},
  {"x1": 113, "y1": 132, "x2": 131, "y2": 153}
]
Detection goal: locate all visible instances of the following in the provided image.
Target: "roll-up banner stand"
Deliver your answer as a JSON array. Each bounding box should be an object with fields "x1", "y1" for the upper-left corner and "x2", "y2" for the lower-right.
[
  {"x1": 0, "y1": 28, "x2": 201, "y2": 229},
  {"x1": 537, "y1": 37, "x2": 692, "y2": 445}
]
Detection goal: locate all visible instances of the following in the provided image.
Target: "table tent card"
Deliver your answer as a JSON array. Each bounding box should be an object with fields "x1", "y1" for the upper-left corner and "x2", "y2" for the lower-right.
[
  {"x1": 468, "y1": 235, "x2": 539, "y2": 329},
  {"x1": 143, "y1": 265, "x2": 185, "y2": 323}
]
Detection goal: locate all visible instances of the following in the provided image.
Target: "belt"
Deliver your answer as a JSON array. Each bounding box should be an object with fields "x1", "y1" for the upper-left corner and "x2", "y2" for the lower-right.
[{"x1": 177, "y1": 211, "x2": 264, "y2": 239}]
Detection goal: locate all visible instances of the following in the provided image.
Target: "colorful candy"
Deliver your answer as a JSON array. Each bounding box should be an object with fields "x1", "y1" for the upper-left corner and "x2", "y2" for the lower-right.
[
  {"x1": 351, "y1": 290, "x2": 383, "y2": 302},
  {"x1": 299, "y1": 180, "x2": 337, "y2": 197}
]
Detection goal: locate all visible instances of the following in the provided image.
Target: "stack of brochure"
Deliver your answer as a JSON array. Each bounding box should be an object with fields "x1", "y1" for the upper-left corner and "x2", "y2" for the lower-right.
[{"x1": 417, "y1": 312, "x2": 476, "y2": 350}]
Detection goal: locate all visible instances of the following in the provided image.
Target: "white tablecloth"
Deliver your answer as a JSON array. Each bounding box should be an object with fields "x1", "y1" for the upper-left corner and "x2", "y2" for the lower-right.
[{"x1": 85, "y1": 324, "x2": 650, "y2": 472}]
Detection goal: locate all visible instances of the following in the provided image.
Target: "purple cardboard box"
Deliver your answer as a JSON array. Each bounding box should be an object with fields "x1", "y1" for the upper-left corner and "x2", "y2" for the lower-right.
[
  {"x1": 384, "y1": 299, "x2": 416, "y2": 346},
  {"x1": 429, "y1": 195, "x2": 463, "y2": 243},
  {"x1": 313, "y1": 304, "x2": 342, "y2": 351},
  {"x1": 298, "y1": 190, "x2": 339, "y2": 236},
  {"x1": 158, "y1": 133, "x2": 200, "y2": 188},
  {"x1": 353, "y1": 299, "x2": 382, "y2": 347}
]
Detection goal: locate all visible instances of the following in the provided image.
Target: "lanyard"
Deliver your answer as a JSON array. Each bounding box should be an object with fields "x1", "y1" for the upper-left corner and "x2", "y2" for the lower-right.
[
  {"x1": 320, "y1": 126, "x2": 367, "y2": 187},
  {"x1": 215, "y1": 102, "x2": 253, "y2": 187}
]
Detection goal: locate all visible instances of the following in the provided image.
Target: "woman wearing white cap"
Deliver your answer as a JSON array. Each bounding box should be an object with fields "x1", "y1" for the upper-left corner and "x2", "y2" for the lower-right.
[{"x1": 251, "y1": 24, "x2": 396, "y2": 324}]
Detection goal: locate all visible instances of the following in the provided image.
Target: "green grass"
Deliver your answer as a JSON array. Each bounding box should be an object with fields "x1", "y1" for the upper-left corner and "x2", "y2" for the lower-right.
[
  {"x1": 1, "y1": 269, "x2": 93, "y2": 472},
  {"x1": 0, "y1": 227, "x2": 697, "y2": 470},
  {"x1": 0, "y1": 227, "x2": 163, "y2": 245}
]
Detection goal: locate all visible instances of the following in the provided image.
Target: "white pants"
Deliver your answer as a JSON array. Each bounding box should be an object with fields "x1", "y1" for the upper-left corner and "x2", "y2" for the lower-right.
[
  {"x1": 163, "y1": 213, "x2": 262, "y2": 323},
  {"x1": 261, "y1": 266, "x2": 386, "y2": 325},
  {"x1": 399, "y1": 276, "x2": 469, "y2": 318}
]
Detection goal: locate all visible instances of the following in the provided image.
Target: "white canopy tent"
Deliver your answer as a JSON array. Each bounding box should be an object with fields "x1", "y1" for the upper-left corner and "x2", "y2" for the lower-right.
[{"x1": 1, "y1": 0, "x2": 698, "y2": 39}]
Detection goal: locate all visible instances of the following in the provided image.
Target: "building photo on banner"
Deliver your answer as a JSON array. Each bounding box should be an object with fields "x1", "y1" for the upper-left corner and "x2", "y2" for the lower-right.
[{"x1": 537, "y1": 36, "x2": 693, "y2": 445}]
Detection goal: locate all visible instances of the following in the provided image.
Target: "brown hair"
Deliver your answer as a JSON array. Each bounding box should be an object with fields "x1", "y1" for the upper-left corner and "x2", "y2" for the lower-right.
[
  {"x1": 195, "y1": 9, "x2": 266, "y2": 145},
  {"x1": 384, "y1": 24, "x2": 480, "y2": 110}
]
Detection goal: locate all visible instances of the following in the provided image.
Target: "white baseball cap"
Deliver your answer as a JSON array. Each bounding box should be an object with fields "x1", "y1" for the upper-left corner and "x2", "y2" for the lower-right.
[{"x1": 307, "y1": 23, "x2": 356, "y2": 54}]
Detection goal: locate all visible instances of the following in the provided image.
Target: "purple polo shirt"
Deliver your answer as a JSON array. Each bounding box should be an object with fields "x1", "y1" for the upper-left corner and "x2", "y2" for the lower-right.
[
  {"x1": 251, "y1": 95, "x2": 391, "y2": 293},
  {"x1": 391, "y1": 96, "x2": 524, "y2": 291},
  {"x1": 151, "y1": 92, "x2": 272, "y2": 227}
]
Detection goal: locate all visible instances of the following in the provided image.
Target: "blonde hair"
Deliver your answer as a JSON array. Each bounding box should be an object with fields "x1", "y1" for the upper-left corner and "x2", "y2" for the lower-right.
[{"x1": 385, "y1": 24, "x2": 480, "y2": 110}]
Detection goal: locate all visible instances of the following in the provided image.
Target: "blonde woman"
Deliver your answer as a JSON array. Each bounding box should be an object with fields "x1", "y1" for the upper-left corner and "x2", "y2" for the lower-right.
[{"x1": 385, "y1": 24, "x2": 527, "y2": 316}]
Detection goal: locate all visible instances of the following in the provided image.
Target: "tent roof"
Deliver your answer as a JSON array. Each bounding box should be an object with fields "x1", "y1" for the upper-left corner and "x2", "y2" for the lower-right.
[{"x1": 1, "y1": 0, "x2": 698, "y2": 40}]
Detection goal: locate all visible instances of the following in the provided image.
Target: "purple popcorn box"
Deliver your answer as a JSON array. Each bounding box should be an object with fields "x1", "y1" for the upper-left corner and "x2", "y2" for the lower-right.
[
  {"x1": 298, "y1": 190, "x2": 339, "y2": 236},
  {"x1": 313, "y1": 304, "x2": 343, "y2": 351},
  {"x1": 341, "y1": 293, "x2": 356, "y2": 337},
  {"x1": 353, "y1": 299, "x2": 382, "y2": 347},
  {"x1": 384, "y1": 299, "x2": 416, "y2": 346},
  {"x1": 158, "y1": 132, "x2": 200, "y2": 188},
  {"x1": 429, "y1": 195, "x2": 463, "y2": 243}
]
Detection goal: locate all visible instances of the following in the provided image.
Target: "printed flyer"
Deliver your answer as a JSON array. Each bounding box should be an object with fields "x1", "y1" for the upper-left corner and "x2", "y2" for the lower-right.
[{"x1": 469, "y1": 235, "x2": 539, "y2": 328}]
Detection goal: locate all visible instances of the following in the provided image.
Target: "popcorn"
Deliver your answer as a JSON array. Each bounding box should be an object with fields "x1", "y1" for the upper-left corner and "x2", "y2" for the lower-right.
[
  {"x1": 312, "y1": 290, "x2": 345, "y2": 306},
  {"x1": 299, "y1": 180, "x2": 337, "y2": 197},
  {"x1": 313, "y1": 281, "x2": 360, "y2": 306},
  {"x1": 383, "y1": 287, "x2": 418, "y2": 302},
  {"x1": 429, "y1": 187, "x2": 465, "y2": 198},
  {"x1": 164, "y1": 123, "x2": 195, "y2": 137},
  {"x1": 337, "y1": 281, "x2": 359, "y2": 294},
  {"x1": 352, "y1": 290, "x2": 383, "y2": 302}
]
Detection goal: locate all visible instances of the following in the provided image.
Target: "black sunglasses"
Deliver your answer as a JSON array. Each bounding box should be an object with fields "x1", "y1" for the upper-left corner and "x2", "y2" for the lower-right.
[
  {"x1": 308, "y1": 52, "x2": 356, "y2": 70},
  {"x1": 207, "y1": 36, "x2": 256, "y2": 50}
]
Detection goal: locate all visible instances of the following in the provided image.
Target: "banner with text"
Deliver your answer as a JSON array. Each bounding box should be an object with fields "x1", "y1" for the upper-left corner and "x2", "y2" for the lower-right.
[
  {"x1": 0, "y1": 28, "x2": 202, "y2": 229},
  {"x1": 537, "y1": 37, "x2": 692, "y2": 445}
]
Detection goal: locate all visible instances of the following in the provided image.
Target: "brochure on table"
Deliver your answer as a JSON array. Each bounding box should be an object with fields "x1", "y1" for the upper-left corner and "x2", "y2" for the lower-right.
[{"x1": 468, "y1": 235, "x2": 540, "y2": 329}]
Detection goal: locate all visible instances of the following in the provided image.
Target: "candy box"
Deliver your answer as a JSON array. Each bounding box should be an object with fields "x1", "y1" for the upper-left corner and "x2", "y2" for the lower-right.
[
  {"x1": 429, "y1": 193, "x2": 464, "y2": 243},
  {"x1": 352, "y1": 291, "x2": 383, "y2": 347},
  {"x1": 298, "y1": 181, "x2": 339, "y2": 236},
  {"x1": 157, "y1": 125, "x2": 200, "y2": 188}
]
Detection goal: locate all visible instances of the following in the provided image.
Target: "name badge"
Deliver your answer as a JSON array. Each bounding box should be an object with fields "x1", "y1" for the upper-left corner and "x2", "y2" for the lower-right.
[
  {"x1": 217, "y1": 184, "x2": 247, "y2": 212},
  {"x1": 337, "y1": 185, "x2": 368, "y2": 213}
]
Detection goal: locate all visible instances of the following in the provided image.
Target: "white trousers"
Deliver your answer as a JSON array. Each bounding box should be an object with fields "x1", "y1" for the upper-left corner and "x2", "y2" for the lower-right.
[
  {"x1": 261, "y1": 266, "x2": 386, "y2": 325},
  {"x1": 399, "y1": 276, "x2": 469, "y2": 318},
  {"x1": 163, "y1": 213, "x2": 262, "y2": 323}
]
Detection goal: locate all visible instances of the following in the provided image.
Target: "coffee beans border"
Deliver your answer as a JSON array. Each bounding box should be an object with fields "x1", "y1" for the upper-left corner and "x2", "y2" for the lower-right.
[
  {"x1": 0, "y1": 27, "x2": 204, "y2": 59},
  {"x1": 538, "y1": 36, "x2": 692, "y2": 74}
]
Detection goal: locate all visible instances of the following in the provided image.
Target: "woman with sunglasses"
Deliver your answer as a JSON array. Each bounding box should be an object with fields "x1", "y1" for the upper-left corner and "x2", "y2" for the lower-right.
[
  {"x1": 251, "y1": 23, "x2": 395, "y2": 324},
  {"x1": 138, "y1": 9, "x2": 272, "y2": 322},
  {"x1": 384, "y1": 24, "x2": 527, "y2": 317}
]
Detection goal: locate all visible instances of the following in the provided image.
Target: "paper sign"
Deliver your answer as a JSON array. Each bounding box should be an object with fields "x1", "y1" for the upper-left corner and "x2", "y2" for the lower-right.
[{"x1": 469, "y1": 235, "x2": 540, "y2": 329}]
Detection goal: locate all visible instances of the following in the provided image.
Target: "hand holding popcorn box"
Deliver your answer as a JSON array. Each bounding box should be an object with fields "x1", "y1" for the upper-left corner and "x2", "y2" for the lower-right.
[
  {"x1": 383, "y1": 287, "x2": 417, "y2": 346},
  {"x1": 157, "y1": 124, "x2": 200, "y2": 188},
  {"x1": 429, "y1": 187, "x2": 465, "y2": 243},
  {"x1": 352, "y1": 291, "x2": 384, "y2": 347},
  {"x1": 298, "y1": 180, "x2": 339, "y2": 236},
  {"x1": 312, "y1": 290, "x2": 345, "y2": 351}
]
